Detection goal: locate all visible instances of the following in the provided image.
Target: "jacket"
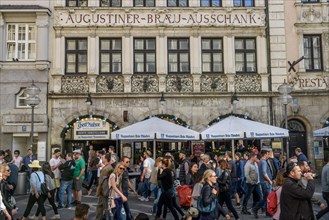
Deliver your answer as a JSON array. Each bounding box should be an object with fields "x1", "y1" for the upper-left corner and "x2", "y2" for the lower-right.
[
  {"x1": 200, "y1": 183, "x2": 227, "y2": 219},
  {"x1": 58, "y1": 159, "x2": 76, "y2": 181},
  {"x1": 279, "y1": 177, "x2": 315, "y2": 220},
  {"x1": 217, "y1": 169, "x2": 231, "y2": 192}
]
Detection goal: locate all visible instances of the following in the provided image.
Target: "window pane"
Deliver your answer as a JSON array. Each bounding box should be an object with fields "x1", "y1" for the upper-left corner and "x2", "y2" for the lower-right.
[
  {"x1": 245, "y1": 0, "x2": 254, "y2": 7},
  {"x1": 212, "y1": 0, "x2": 220, "y2": 6},
  {"x1": 213, "y1": 39, "x2": 222, "y2": 50},
  {"x1": 135, "y1": 39, "x2": 144, "y2": 49},
  {"x1": 146, "y1": 0, "x2": 155, "y2": 6},
  {"x1": 314, "y1": 59, "x2": 321, "y2": 69},
  {"x1": 246, "y1": 53, "x2": 255, "y2": 62},
  {"x1": 101, "y1": 40, "x2": 110, "y2": 50},
  {"x1": 179, "y1": 0, "x2": 187, "y2": 6},
  {"x1": 179, "y1": 39, "x2": 189, "y2": 49},
  {"x1": 100, "y1": 0, "x2": 110, "y2": 6},
  {"x1": 28, "y1": 43, "x2": 36, "y2": 59},
  {"x1": 201, "y1": 0, "x2": 209, "y2": 7},
  {"x1": 235, "y1": 53, "x2": 244, "y2": 62},
  {"x1": 213, "y1": 53, "x2": 221, "y2": 62},
  {"x1": 246, "y1": 39, "x2": 255, "y2": 49},
  {"x1": 112, "y1": 39, "x2": 121, "y2": 50},
  {"x1": 7, "y1": 25, "x2": 16, "y2": 41},
  {"x1": 7, "y1": 43, "x2": 15, "y2": 59},
  {"x1": 135, "y1": 0, "x2": 143, "y2": 6},
  {"x1": 234, "y1": 0, "x2": 242, "y2": 6},
  {"x1": 202, "y1": 39, "x2": 211, "y2": 49},
  {"x1": 67, "y1": 40, "x2": 76, "y2": 50},
  {"x1": 146, "y1": 39, "x2": 155, "y2": 50},
  {"x1": 112, "y1": 0, "x2": 121, "y2": 6},
  {"x1": 146, "y1": 53, "x2": 155, "y2": 62},
  {"x1": 168, "y1": 39, "x2": 177, "y2": 49},
  {"x1": 112, "y1": 53, "x2": 121, "y2": 62},
  {"x1": 180, "y1": 53, "x2": 188, "y2": 62},
  {"x1": 112, "y1": 63, "x2": 121, "y2": 72},
  {"x1": 78, "y1": 63, "x2": 87, "y2": 72},
  {"x1": 147, "y1": 63, "x2": 155, "y2": 72},
  {"x1": 235, "y1": 40, "x2": 243, "y2": 49},
  {"x1": 101, "y1": 63, "x2": 110, "y2": 72},
  {"x1": 202, "y1": 53, "x2": 211, "y2": 62},
  {"x1": 18, "y1": 25, "x2": 26, "y2": 41},
  {"x1": 101, "y1": 53, "x2": 110, "y2": 62},
  {"x1": 169, "y1": 53, "x2": 177, "y2": 62},
  {"x1": 203, "y1": 63, "x2": 211, "y2": 72},
  {"x1": 78, "y1": 54, "x2": 87, "y2": 63},
  {"x1": 168, "y1": 0, "x2": 176, "y2": 6},
  {"x1": 80, "y1": 0, "x2": 88, "y2": 6},
  {"x1": 180, "y1": 63, "x2": 189, "y2": 72},
  {"x1": 78, "y1": 40, "x2": 87, "y2": 50},
  {"x1": 18, "y1": 43, "x2": 25, "y2": 59},
  {"x1": 28, "y1": 25, "x2": 36, "y2": 40},
  {"x1": 213, "y1": 63, "x2": 222, "y2": 72}
]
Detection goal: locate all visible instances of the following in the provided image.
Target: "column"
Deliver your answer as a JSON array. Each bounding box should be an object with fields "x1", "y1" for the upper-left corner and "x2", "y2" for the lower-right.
[
  {"x1": 88, "y1": 32, "x2": 97, "y2": 93},
  {"x1": 190, "y1": 31, "x2": 201, "y2": 92},
  {"x1": 52, "y1": 30, "x2": 64, "y2": 93},
  {"x1": 157, "y1": 29, "x2": 167, "y2": 92},
  {"x1": 122, "y1": 29, "x2": 132, "y2": 92},
  {"x1": 0, "y1": 13, "x2": 5, "y2": 62},
  {"x1": 224, "y1": 36, "x2": 236, "y2": 92},
  {"x1": 36, "y1": 13, "x2": 50, "y2": 70},
  {"x1": 257, "y1": 36, "x2": 269, "y2": 92}
]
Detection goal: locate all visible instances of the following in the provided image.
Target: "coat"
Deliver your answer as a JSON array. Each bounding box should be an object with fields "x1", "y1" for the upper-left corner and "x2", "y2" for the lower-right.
[{"x1": 279, "y1": 177, "x2": 315, "y2": 220}]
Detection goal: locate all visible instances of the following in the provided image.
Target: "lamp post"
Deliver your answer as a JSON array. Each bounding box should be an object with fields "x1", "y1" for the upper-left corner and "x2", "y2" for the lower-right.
[
  {"x1": 278, "y1": 81, "x2": 293, "y2": 157},
  {"x1": 25, "y1": 81, "x2": 41, "y2": 152}
]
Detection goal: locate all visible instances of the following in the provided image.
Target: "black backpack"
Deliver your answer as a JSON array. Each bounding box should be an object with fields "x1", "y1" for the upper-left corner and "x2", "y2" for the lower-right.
[{"x1": 35, "y1": 172, "x2": 49, "y2": 195}]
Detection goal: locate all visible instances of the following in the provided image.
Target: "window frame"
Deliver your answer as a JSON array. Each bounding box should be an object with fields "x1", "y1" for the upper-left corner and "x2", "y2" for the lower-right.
[
  {"x1": 100, "y1": 0, "x2": 122, "y2": 7},
  {"x1": 201, "y1": 38, "x2": 224, "y2": 74},
  {"x1": 167, "y1": 0, "x2": 189, "y2": 7},
  {"x1": 99, "y1": 38, "x2": 122, "y2": 74},
  {"x1": 133, "y1": 38, "x2": 157, "y2": 74},
  {"x1": 133, "y1": 0, "x2": 155, "y2": 6},
  {"x1": 167, "y1": 38, "x2": 190, "y2": 74},
  {"x1": 303, "y1": 35, "x2": 323, "y2": 71},
  {"x1": 66, "y1": 0, "x2": 88, "y2": 7},
  {"x1": 65, "y1": 38, "x2": 88, "y2": 75},
  {"x1": 6, "y1": 23, "x2": 36, "y2": 61},
  {"x1": 234, "y1": 38, "x2": 257, "y2": 74},
  {"x1": 301, "y1": 0, "x2": 319, "y2": 3},
  {"x1": 233, "y1": 0, "x2": 254, "y2": 7},
  {"x1": 200, "y1": 0, "x2": 222, "y2": 7},
  {"x1": 15, "y1": 87, "x2": 29, "y2": 109}
]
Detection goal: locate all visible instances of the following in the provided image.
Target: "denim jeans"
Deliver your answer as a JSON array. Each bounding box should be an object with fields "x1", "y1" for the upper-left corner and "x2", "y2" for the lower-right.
[
  {"x1": 142, "y1": 178, "x2": 150, "y2": 198},
  {"x1": 242, "y1": 182, "x2": 263, "y2": 209},
  {"x1": 254, "y1": 181, "x2": 272, "y2": 211},
  {"x1": 218, "y1": 191, "x2": 239, "y2": 219},
  {"x1": 58, "y1": 180, "x2": 73, "y2": 207}
]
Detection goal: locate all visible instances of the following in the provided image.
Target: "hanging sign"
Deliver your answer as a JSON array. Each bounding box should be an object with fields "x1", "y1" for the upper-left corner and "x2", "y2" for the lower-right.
[{"x1": 74, "y1": 119, "x2": 110, "y2": 140}]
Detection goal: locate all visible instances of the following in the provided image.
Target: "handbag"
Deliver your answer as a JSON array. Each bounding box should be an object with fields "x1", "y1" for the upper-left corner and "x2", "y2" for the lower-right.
[
  {"x1": 35, "y1": 172, "x2": 49, "y2": 195},
  {"x1": 197, "y1": 187, "x2": 217, "y2": 214}
]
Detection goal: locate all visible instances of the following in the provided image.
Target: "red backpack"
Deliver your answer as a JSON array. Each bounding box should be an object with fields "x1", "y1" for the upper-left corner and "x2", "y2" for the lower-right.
[
  {"x1": 267, "y1": 188, "x2": 279, "y2": 216},
  {"x1": 177, "y1": 185, "x2": 192, "y2": 207}
]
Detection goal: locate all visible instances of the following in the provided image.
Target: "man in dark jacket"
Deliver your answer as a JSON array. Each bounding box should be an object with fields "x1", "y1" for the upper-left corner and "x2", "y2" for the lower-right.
[
  {"x1": 280, "y1": 162, "x2": 315, "y2": 220},
  {"x1": 58, "y1": 153, "x2": 76, "y2": 208}
]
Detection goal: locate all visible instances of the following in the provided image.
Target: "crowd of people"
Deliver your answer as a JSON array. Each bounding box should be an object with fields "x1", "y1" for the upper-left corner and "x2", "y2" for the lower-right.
[{"x1": 0, "y1": 145, "x2": 327, "y2": 220}]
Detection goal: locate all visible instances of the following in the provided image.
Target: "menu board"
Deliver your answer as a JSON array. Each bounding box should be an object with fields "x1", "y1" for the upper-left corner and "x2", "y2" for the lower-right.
[{"x1": 192, "y1": 141, "x2": 205, "y2": 156}]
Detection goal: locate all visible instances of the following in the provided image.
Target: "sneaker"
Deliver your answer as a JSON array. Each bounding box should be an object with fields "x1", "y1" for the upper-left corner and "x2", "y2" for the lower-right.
[
  {"x1": 50, "y1": 214, "x2": 61, "y2": 219},
  {"x1": 71, "y1": 200, "x2": 77, "y2": 205},
  {"x1": 252, "y1": 208, "x2": 258, "y2": 219},
  {"x1": 241, "y1": 209, "x2": 251, "y2": 215},
  {"x1": 57, "y1": 205, "x2": 64, "y2": 209},
  {"x1": 28, "y1": 215, "x2": 37, "y2": 220}
]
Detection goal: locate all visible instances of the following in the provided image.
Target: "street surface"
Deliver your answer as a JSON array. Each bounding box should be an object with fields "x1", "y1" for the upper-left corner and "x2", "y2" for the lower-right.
[{"x1": 14, "y1": 179, "x2": 329, "y2": 220}]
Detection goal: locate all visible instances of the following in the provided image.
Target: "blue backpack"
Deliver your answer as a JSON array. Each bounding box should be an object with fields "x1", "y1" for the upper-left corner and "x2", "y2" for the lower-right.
[{"x1": 197, "y1": 186, "x2": 217, "y2": 213}]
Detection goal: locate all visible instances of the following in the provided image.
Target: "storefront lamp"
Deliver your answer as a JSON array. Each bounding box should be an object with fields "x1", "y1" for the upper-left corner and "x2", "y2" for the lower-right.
[
  {"x1": 159, "y1": 92, "x2": 166, "y2": 104},
  {"x1": 85, "y1": 93, "x2": 93, "y2": 105},
  {"x1": 25, "y1": 81, "x2": 41, "y2": 150}
]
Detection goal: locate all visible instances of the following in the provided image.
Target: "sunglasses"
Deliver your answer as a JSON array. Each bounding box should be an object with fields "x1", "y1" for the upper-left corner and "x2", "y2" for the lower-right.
[
  {"x1": 6, "y1": 169, "x2": 11, "y2": 172},
  {"x1": 125, "y1": 161, "x2": 130, "y2": 163},
  {"x1": 119, "y1": 167, "x2": 125, "y2": 170}
]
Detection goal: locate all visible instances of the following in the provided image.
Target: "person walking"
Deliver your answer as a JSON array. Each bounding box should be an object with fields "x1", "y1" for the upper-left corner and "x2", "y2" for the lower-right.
[
  {"x1": 49, "y1": 149, "x2": 62, "y2": 202},
  {"x1": 179, "y1": 151, "x2": 190, "y2": 185},
  {"x1": 0, "y1": 164, "x2": 17, "y2": 219},
  {"x1": 31, "y1": 162, "x2": 60, "y2": 219},
  {"x1": 85, "y1": 150, "x2": 99, "y2": 195},
  {"x1": 20, "y1": 160, "x2": 47, "y2": 220},
  {"x1": 272, "y1": 169, "x2": 285, "y2": 220},
  {"x1": 279, "y1": 162, "x2": 315, "y2": 220},
  {"x1": 217, "y1": 160, "x2": 239, "y2": 220},
  {"x1": 186, "y1": 162, "x2": 199, "y2": 187},
  {"x1": 72, "y1": 149, "x2": 86, "y2": 206},
  {"x1": 295, "y1": 147, "x2": 309, "y2": 163},
  {"x1": 22, "y1": 149, "x2": 36, "y2": 193},
  {"x1": 0, "y1": 171, "x2": 12, "y2": 220},
  {"x1": 58, "y1": 153, "x2": 76, "y2": 209},
  {"x1": 316, "y1": 156, "x2": 329, "y2": 219},
  {"x1": 225, "y1": 151, "x2": 240, "y2": 208},
  {"x1": 140, "y1": 151, "x2": 154, "y2": 202}
]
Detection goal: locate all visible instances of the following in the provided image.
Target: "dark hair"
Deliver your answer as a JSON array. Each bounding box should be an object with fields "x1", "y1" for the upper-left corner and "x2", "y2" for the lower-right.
[
  {"x1": 189, "y1": 162, "x2": 198, "y2": 174},
  {"x1": 121, "y1": 156, "x2": 130, "y2": 162},
  {"x1": 261, "y1": 150, "x2": 269, "y2": 157},
  {"x1": 297, "y1": 160, "x2": 307, "y2": 167},
  {"x1": 219, "y1": 159, "x2": 229, "y2": 170},
  {"x1": 135, "y1": 213, "x2": 149, "y2": 220},
  {"x1": 0, "y1": 150, "x2": 5, "y2": 156},
  {"x1": 226, "y1": 151, "x2": 232, "y2": 159},
  {"x1": 75, "y1": 203, "x2": 90, "y2": 218},
  {"x1": 162, "y1": 156, "x2": 172, "y2": 168},
  {"x1": 104, "y1": 153, "x2": 111, "y2": 162},
  {"x1": 14, "y1": 150, "x2": 20, "y2": 155},
  {"x1": 66, "y1": 153, "x2": 73, "y2": 159},
  {"x1": 284, "y1": 162, "x2": 298, "y2": 177},
  {"x1": 98, "y1": 150, "x2": 105, "y2": 155},
  {"x1": 42, "y1": 162, "x2": 54, "y2": 179},
  {"x1": 54, "y1": 149, "x2": 60, "y2": 154}
]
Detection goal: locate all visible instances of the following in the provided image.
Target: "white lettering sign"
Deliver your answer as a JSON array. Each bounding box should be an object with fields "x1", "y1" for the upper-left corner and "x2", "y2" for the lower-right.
[{"x1": 74, "y1": 119, "x2": 110, "y2": 140}]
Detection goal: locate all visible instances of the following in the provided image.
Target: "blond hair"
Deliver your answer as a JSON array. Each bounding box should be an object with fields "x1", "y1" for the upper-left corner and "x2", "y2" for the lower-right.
[{"x1": 202, "y1": 169, "x2": 215, "y2": 183}]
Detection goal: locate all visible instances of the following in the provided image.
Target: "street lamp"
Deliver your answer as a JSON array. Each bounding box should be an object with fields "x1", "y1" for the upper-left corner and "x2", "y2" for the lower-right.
[
  {"x1": 278, "y1": 81, "x2": 293, "y2": 157},
  {"x1": 25, "y1": 81, "x2": 41, "y2": 151},
  {"x1": 159, "y1": 92, "x2": 166, "y2": 114},
  {"x1": 231, "y1": 91, "x2": 239, "y2": 114}
]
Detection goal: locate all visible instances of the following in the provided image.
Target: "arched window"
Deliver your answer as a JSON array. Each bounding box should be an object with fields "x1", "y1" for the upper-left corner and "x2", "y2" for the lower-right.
[{"x1": 15, "y1": 87, "x2": 28, "y2": 108}]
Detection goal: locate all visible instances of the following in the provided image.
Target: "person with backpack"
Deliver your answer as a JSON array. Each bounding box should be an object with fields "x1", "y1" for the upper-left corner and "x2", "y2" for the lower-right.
[
  {"x1": 198, "y1": 169, "x2": 230, "y2": 220},
  {"x1": 96, "y1": 153, "x2": 114, "y2": 220},
  {"x1": 58, "y1": 153, "x2": 76, "y2": 209},
  {"x1": 271, "y1": 169, "x2": 285, "y2": 220},
  {"x1": 31, "y1": 162, "x2": 60, "y2": 220},
  {"x1": 20, "y1": 160, "x2": 47, "y2": 220}
]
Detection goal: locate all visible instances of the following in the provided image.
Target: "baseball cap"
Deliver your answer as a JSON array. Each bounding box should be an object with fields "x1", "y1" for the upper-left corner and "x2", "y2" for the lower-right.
[{"x1": 73, "y1": 149, "x2": 81, "y2": 154}]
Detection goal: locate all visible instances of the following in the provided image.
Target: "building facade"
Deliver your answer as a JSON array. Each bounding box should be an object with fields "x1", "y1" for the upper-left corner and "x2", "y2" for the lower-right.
[{"x1": 0, "y1": 0, "x2": 328, "y2": 163}]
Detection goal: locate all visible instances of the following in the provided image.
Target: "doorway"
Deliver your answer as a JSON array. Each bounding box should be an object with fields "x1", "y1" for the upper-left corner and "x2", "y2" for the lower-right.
[{"x1": 287, "y1": 119, "x2": 307, "y2": 158}]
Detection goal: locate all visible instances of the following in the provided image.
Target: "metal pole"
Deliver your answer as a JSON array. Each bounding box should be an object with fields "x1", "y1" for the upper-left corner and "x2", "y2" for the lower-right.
[
  {"x1": 284, "y1": 104, "x2": 289, "y2": 158},
  {"x1": 30, "y1": 106, "x2": 35, "y2": 151}
]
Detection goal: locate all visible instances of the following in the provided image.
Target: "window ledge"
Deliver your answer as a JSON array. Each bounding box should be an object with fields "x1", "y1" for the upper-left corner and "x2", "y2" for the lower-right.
[{"x1": 0, "y1": 61, "x2": 50, "y2": 70}]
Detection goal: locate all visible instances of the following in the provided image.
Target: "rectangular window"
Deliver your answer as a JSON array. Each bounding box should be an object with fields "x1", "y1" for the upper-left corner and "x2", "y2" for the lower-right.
[
  {"x1": 100, "y1": 0, "x2": 121, "y2": 6},
  {"x1": 65, "y1": 38, "x2": 88, "y2": 74},
  {"x1": 6, "y1": 24, "x2": 36, "y2": 61},
  {"x1": 235, "y1": 38, "x2": 256, "y2": 73},
  {"x1": 303, "y1": 35, "x2": 322, "y2": 71},
  {"x1": 233, "y1": 0, "x2": 254, "y2": 7},
  {"x1": 202, "y1": 38, "x2": 223, "y2": 73},
  {"x1": 134, "y1": 0, "x2": 155, "y2": 6},
  {"x1": 168, "y1": 38, "x2": 190, "y2": 74},
  {"x1": 134, "y1": 38, "x2": 156, "y2": 74},
  {"x1": 66, "y1": 0, "x2": 88, "y2": 6},
  {"x1": 201, "y1": 0, "x2": 221, "y2": 7},
  {"x1": 100, "y1": 38, "x2": 122, "y2": 74},
  {"x1": 301, "y1": 0, "x2": 319, "y2": 3},
  {"x1": 167, "y1": 0, "x2": 188, "y2": 7}
]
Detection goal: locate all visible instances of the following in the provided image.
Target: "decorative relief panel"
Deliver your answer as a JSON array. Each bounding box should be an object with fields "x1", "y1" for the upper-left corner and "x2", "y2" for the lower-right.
[
  {"x1": 235, "y1": 74, "x2": 261, "y2": 92},
  {"x1": 96, "y1": 75, "x2": 124, "y2": 93},
  {"x1": 166, "y1": 75, "x2": 193, "y2": 93},
  {"x1": 131, "y1": 75, "x2": 159, "y2": 93},
  {"x1": 297, "y1": 4, "x2": 328, "y2": 23},
  {"x1": 61, "y1": 76, "x2": 89, "y2": 93},
  {"x1": 200, "y1": 75, "x2": 227, "y2": 92}
]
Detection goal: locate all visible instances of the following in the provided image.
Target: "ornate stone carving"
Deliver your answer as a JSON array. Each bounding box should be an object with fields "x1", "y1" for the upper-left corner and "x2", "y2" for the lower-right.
[
  {"x1": 324, "y1": 33, "x2": 329, "y2": 47},
  {"x1": 302, "y1": 6, "x2": 321, "y2": 22},
  {"x1": 235, "y1": 74, "x2": 261, "y2": 92},
  {"x1": 61, "y1": 76, "x2": 89, "y2": 93},
  {"x1": 96, "y1": 75, "x2": 124, "y2": 93},
  {"x1": 200, "y1": 75, "x2": 227, "y2": 92},
  {"x1": 166, "y1": 75, "x2": 193, "y2": 93},
  {"x1": 131, "y1": 75, "x2": 159, "y2": 93}
]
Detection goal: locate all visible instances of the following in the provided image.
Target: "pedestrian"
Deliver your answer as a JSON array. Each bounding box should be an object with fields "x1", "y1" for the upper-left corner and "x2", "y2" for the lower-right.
[
  {"x1": 279, "y1": 153, "x2": 287, "y2": 170},
  {"x1": 95, "y1": 153, "x2": 113, "y2": 220},
  {"x1": 155, "y1": 157, "x2": 184, "y2": 220},
  {"x1": 178, "y1": 151, "x2": 191, "y2": 185},
  {"x1": 150, "y1": 157, "x2": 163, "y2": 215},
  {"x1": 22, "y1": 149, "x2": 36, "y2": 193},
  {"x1": 49, "y1": 149, "x2": 62, "y2": 201},
  {"x1": 108, "y1": 162, "x2": 127, "y2": 220},
  {"x1": 279, "y1": 162, "x2": 315, "y2": 220},
  {"x1": 6, "y1": 162, "x2": 18, "y2": 194},
  {"x1": 267, "y1": 149, "x2": 279, "y2": 180},
  {"x1": 316, "y1": 155, "x2": 329, "y2": 219},
  {"x1": 272, "y1": 169, "x2": 285, "y2": 220},
  {"x1": 4, "y1": 150, "x2": 13, "y2": 165},
  {"x1": 108, "y1": 146, "x2": 118, "y2": 167},
  {"x1": 225, "y1": 151, "x2": 240, "y2": 208},
  {"x1": 0, "y1": 151, "x2": 5, "y2": 165},
  {"x1": 234, "y1": 152, "x2": 245, "y2": 198},
  {"x1": 295, "y1": 147, "x2": 309, "y2": 163},
  {"x1": 199, "y1": 169, "x2": 230, "y2": 220},
  {"x1": 12, "y1": 150, "x2": 23, "y2": 170},
  {"x1": 0, "y1": 171, "x2": 12, "y2": 220},
  {"x1": 74, "y1": 203, "x2": 90, "y2": 220},
  {"x1": 72, "y1": 149, "x2": 86, "y2": 206},
  {"x1": 139, "y1": 150, "x2": 154, "y2": 202},
  {"x1": 187, "y1": 173, "x2": 203, "y2": 220},
  {"x1": 31, "y1": 162, "x2": 60, "y2": 220},
  {"x1": 186, "y1": 162, "x2": 199, "y2": 187},
  {"x1": 252, "y1": 149, "x2": 272, "y2": 218},
  {"x1": 241, "y1": 152, "x2": 262, "y2": 215},
  {"x1": 121, "y1": 156, "x2": 138, "y2": 220},
  {"x1": 85, "y1": 150, "x2": 99, "y2": 195},
  {"x1": 20, "y1": 160, "x2": 47, "y2": 220},
  {"x1": 58, "y1": 153, "x2": 76, "y2": 209},
  {"x1": 0, "y1": 163, "x2": 17, "y2": 219}
]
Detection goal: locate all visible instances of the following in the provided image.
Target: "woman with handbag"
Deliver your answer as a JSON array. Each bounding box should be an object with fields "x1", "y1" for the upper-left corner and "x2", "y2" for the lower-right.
[
  {"x1": 20, "y1": 160, "x2": 47, "y2": 220},
  {"x1": 217, "y1": 160, "x2": 239, "y2": 220},
  {"x1": 198, "y1": 169, "x2": 230, "y2": 220},
  {"x1": 108, "y1": 162, "x2": 127, "y2": 220},
  {"x1": 30, "y1": 162, "x2": 60, "y2": 219}
]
